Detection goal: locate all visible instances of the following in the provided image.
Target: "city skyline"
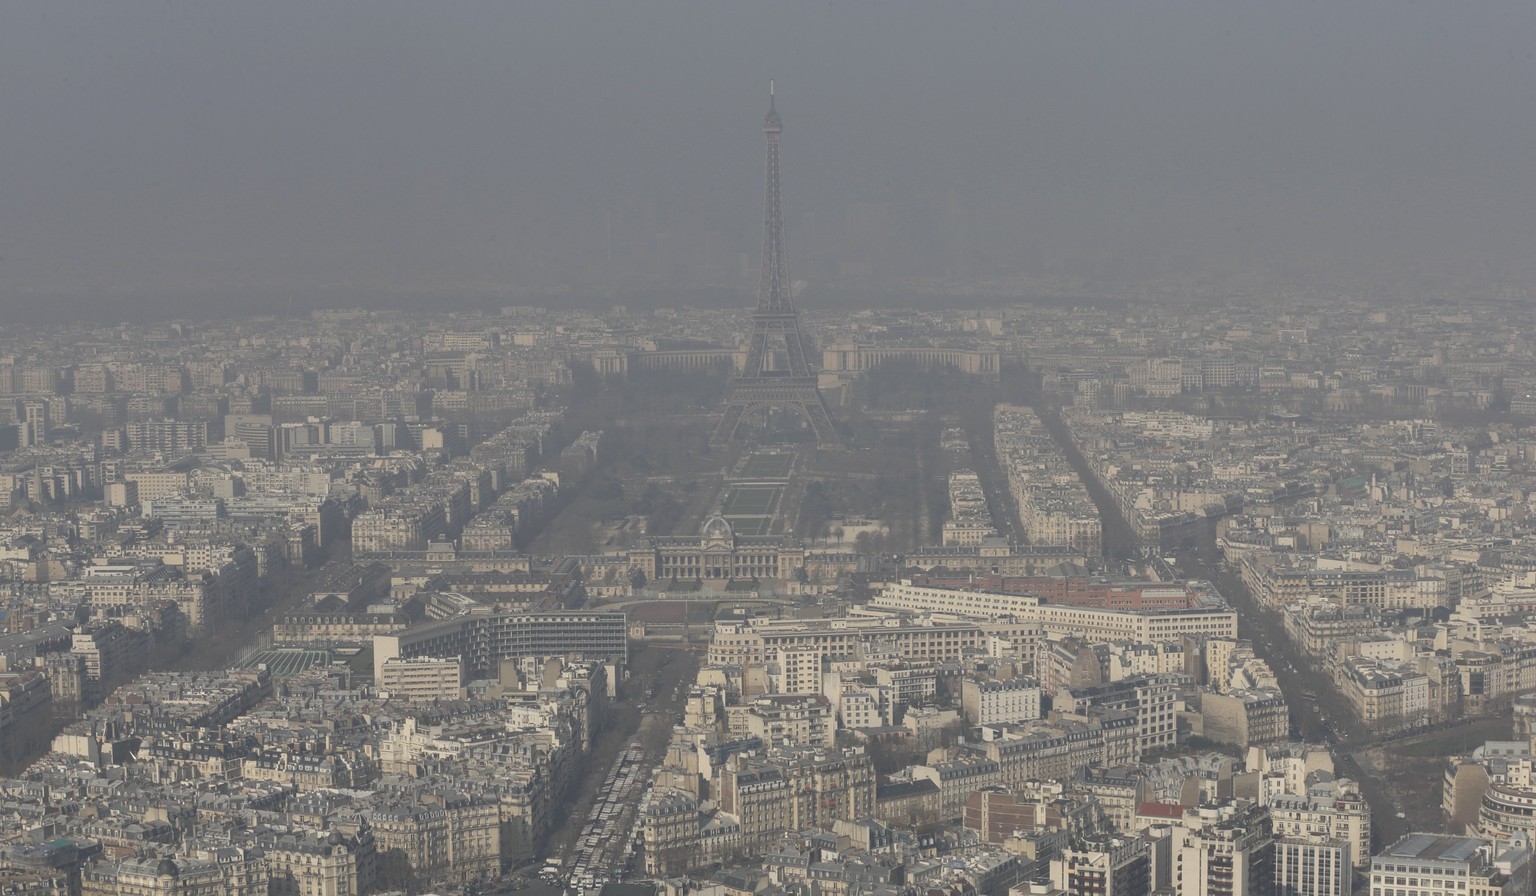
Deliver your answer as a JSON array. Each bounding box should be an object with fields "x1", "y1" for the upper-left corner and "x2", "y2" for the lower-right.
[{"x1": 1, "y1": 293, "x2": 1536, "y2": 893}]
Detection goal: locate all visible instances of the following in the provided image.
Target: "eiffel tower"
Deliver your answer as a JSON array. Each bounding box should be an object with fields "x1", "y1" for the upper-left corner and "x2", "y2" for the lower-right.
[{"x1": 712, "y1": 85, "x2": 840, "y2": 447}]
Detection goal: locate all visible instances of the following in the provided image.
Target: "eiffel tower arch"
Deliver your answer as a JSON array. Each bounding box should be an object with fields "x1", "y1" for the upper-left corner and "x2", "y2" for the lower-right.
[{"x1": 711, "y1": 86, "x2": 841, "y2": 448}]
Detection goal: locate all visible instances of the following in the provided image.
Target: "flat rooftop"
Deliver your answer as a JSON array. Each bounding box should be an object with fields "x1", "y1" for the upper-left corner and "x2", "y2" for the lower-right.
[{"x1": 1379, "y1": 834, "x2": 1483, "y2": 863}]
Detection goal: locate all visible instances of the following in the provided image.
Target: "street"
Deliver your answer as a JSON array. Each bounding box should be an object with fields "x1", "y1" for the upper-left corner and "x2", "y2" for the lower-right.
[
  {"x1": 540, "y1": 645, "x2": 698, "y2": 894},
  {"x1": 1172, "y1": 539, "x2": 1500, "y2": 848},
  {"x1": 1032, "y1": 391, "x2": 1463, "y2": 850}
]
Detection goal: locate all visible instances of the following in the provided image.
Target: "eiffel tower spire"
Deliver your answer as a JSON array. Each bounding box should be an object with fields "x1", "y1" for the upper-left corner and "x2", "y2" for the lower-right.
[
  {"x1": 711, "y1": 87, "x2": 840, "y2": 447},
  {"x1": 759, "y1": 81, "x2": 788, "y2": 316}
]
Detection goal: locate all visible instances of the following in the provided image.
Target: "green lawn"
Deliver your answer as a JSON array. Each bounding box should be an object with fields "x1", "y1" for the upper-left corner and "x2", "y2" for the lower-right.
[
  {"x1": 721, "y1": 485, "x2": 782, "y2": 516},
  {"x1": 740, "y1": 452, "x2": 794, "y2": 479},
  {"x1": 345, "y1": 647, "x2": 375, "y2": 679},
  {"x1": 724, "y1": 517, "x2": 773, "y2": 536},
  {"x1": 241, "y1": 648, "x2": 333, "y2": 677},
  {"x1": 1388, "y1": 717, "x2": 1511, "y2": 757}
]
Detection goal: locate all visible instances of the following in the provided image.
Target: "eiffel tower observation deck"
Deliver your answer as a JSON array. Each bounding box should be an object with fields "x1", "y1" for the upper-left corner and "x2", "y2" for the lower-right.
[{"x1": 711, "y1": 85, "x2": 840, "y2": 448}]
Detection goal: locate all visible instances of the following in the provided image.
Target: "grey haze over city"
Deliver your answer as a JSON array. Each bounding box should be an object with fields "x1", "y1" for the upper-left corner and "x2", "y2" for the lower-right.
[
  {"x1": 15, "y1": 2, "x2": 1536, "y2": 893},
  {"x1": 4, "y1": 1, "x2": 1536, "y2": 320}
]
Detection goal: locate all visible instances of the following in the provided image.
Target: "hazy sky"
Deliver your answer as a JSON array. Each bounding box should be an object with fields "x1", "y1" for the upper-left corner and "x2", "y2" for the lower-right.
[{"x1": 3, "y1": 2, "x2": 1536, "y2": 313}]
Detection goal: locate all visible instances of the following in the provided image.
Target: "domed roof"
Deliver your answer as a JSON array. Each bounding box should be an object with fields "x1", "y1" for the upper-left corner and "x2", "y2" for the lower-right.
[
  {"x1": 156, "y1": 858, "x2": 180, "y2": 877},
  {"x1": 701, "y1": 515, "x2": 734, "y2": 541}
]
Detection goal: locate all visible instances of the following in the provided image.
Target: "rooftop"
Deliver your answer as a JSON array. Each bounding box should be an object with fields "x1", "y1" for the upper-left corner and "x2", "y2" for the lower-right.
[{"x1": 1378, "y1": 833, "x2": 1485, "y2": 864}]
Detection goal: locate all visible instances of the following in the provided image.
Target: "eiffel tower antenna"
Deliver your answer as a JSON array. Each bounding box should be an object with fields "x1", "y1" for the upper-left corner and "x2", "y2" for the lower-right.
[{"x1": 711, "y1": 86, "x2": 840, "y2": 447}]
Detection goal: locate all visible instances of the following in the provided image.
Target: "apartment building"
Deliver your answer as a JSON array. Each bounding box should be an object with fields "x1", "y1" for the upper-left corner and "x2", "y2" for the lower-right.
[
  {"x1": 745, "y1": 694, "x2": 836, "y2": 749},
  {"x1": 379, "y1": 656, "x2": 465, "y2": 702},
  {"x1": 643, "y1": 789, "x2": 702, "y2": 876},
  {"x1": 369, "y1": 790, "x2": 500, "y2": 886},
  {"x1": 1178, "y1": 803, "x2": 1275, "y2": 896},
  {"x1": 1052, "y1": 833, "x2": 1152, "y2": 896},
  {"x1": 1275, "y1": 838, "x2": 1352, "y2": 896},
  {"x1": 718, "y1": 747, "x2": 876, "y2": 850},
  {"x1": 913, "y1": 753, "x2": 1004, "y2": 818},
  {"x1": 1269, "y1": 787, "x2": 1371, "y2": 871},
  {"x1": 1336, "y1": 658, "x2": 1432, "y2": 730},
  {"x1": 1202, "y1": 690, "x2": 1290, "y2": 748},
  {"x1": 962, "y1": 676, "x2": 1043, "y2": 726},
  {"x1": 262, "y1": 822, "x2": 378, "y2": 896},
  {"x1": 978, "y1": 722, "x2": 1108, "y2": 787}
]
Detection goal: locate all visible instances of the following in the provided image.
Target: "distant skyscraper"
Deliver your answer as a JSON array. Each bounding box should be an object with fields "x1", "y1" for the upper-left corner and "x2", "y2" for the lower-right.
[
  {"x1": 18, "y1": 399, "x2": 49, "y2": 446},
  {"x1": 712, "y1": 85, "x2": 839, "y2": 447}
]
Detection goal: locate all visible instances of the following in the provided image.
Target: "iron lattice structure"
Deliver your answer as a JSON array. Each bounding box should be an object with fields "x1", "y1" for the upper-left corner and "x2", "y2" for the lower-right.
[{"x1": 712, "y1": 87, "x2": 840, "y2": 447}]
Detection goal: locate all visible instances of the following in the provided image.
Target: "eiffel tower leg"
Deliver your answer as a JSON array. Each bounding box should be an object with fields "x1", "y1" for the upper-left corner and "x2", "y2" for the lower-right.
[
  {"x1": 711, "y1": 401, "x2": 748, "y2": 447},
  {"x1": 801, "y1": 395, "x2": 840, "y2": 447},
  {"x1": 782, "y1": 328, "x2": 813, "y2": 377}
]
